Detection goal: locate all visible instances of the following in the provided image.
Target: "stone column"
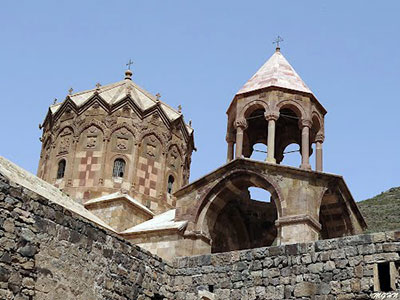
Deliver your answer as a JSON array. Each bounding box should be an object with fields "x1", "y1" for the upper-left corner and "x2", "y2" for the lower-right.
[
  {"x1": 300, "y1": 119, "x2": 312, "y2": 170},
  {"x1": 275, "y1": 214, "x2": 322, "y2": 244},
  {"x1": 226, "y1": 133, "x2": 235, "y2": 162},
  {"x1": 264, "y1": 112, "x2": 280, "y2": 164},
  {"x1": 234, "y1": 119, "x2": 247, "y2": 159},
  {"x1": 315, "y1": 133, "x2": 324, "y2": 172}
]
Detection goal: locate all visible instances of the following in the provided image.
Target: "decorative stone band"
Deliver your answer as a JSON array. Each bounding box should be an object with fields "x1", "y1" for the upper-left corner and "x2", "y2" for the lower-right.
[
  {"x1": 299, "y1": 119, "x2": 313, "y2": 129},
  {"x1": 315, "y1": 133, "x2": 325, "y2": 143},
  {"x1": 234, "y1": 118, "x2": 248, "y2": 130},
  {"x1": 275, "y1": 214, "x2": 322, "y2": 232},
  {"x1": 264, "y1": 111, "x2": 280, "y2": 121}
]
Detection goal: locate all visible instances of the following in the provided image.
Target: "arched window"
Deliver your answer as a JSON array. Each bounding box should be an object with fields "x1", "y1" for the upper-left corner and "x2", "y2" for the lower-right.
[
  {"x1": 167, "y1": 175, "x2": 175, "y2": 194},
  {"x1": 57, "y1": 159, "x2": 66, "y2": 179},
  {"x1": 112, "y1": 158, "x2": 126, "y2": 178}
]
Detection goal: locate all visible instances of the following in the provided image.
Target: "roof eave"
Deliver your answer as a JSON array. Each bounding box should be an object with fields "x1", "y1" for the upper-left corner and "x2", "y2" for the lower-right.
[{"x1": 227, "y1": 85, "x2": 327, "y2": 116}]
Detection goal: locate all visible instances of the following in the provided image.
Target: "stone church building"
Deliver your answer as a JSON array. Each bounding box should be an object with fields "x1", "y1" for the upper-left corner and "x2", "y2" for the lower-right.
[
  {"x1": 2, "y1": 46, "x2": 397, "y2": 300},
  {"x1": 34, "y1": 45, "x2": 365, "y2": 261}
]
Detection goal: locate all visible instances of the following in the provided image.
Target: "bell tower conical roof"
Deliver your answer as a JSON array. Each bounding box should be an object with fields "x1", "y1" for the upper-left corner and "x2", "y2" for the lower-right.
[{"x1": 237, "y1": 49, "x2": 313, "y2": 96}]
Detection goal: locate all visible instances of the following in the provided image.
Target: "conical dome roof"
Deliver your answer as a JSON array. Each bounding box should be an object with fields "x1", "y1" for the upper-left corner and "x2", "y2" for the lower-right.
[{"x1": 237, "y1": 49, "x2": 313, "y2": 96}]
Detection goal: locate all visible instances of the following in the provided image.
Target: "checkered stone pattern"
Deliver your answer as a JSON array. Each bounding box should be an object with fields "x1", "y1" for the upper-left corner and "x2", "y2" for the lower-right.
[
  {"x1": 77, "y1": 151, "x2": 101, "y2": 187},
  {"x1": 137, "y1": 156, "x2": 161, "y2": 198}
]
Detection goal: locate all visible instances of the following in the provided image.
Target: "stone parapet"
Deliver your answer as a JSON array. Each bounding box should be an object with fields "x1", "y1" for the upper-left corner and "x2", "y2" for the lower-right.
[{"x1": 173, "y1": 231, "x2": 400, "y2": 299}]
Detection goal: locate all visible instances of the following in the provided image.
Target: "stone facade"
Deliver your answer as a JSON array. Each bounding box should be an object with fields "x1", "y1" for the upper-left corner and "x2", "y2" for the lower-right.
[
  {"x1": 1, "y1": 172, "x2": 400, "y2": 299},
  {"x1": 31, "y1": 49, "x2": 369, "y2": 262},
  {"x1": 37, "y1": 71, "x2": 194, "y2": 216},
  {"x1": 171, "y1": 159, "x2": 366, "y2": 259}
]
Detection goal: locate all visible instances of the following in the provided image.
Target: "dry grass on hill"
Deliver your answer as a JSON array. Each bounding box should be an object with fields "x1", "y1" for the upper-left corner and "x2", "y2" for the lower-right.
[{"x1": 358, "y1": 187, "x2": 400, "y2": 233}]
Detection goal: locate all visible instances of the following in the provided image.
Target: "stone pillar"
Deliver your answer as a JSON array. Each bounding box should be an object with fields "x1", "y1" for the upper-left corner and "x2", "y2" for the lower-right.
[
  {"x1": 315, "y1": 133, "x2": 324, "y2": 172},
  {"x1": 300, "y1": 119, "x2": 312, "y2": 170},
  {"x1": 264, "y1": 112, "x2": 280, "y2": 164},
  {"x1": 234, "y1": 119, "x2": 247, "y2": 159},
  {"x1": 226, "y1": 133, "x2": 235, "y2": 162},
  {"x1": 275, "y1": 215, "x2": 321, "y2": 244}
]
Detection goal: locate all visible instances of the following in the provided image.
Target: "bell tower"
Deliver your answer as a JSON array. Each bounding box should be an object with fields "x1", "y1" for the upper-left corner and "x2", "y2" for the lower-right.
[{"x1": 226, "y1": 45, "x2": 326, "y2": 171}]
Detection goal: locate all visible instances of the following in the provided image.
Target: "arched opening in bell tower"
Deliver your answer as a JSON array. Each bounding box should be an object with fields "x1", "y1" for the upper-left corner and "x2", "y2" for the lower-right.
[
  {"x1": 275, "y1": 106, "x2": 306, "y2": 168},
  {"x1": 197, "y1": 171, "x2": 280, "y2": 253},
  {"x1": 242, "y1": 107, "x2": 268, "y2": 160},
  {"x1": 250, "y1": 143, "x2": 267, "y2": 161}
]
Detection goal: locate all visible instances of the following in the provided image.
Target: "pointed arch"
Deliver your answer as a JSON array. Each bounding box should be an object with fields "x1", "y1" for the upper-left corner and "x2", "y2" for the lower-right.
[
  {"x1": 138, "y1": 130, "x2": 165, "y2": 148},
  {"x1": 54, "y1": 125, "x2": 75, "y2": 140},
  {"x1": 76, "y1": 120, "x2": 107, "y2": 138},
  {"x1": 108, "y1": 122, "x2": 136, "y2": 139}
]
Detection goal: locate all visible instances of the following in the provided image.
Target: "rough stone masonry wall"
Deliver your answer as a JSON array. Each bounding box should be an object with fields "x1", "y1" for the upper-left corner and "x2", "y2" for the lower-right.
[
  {"x1": 173, "y1": 232, "x2": 400, "y2": 299},
  {"x1": 2, "y1": 169, "x2": 400, "y2": 300},
  {"x1": 0, "y1": 173, "x2": 173, "y2": 300}
]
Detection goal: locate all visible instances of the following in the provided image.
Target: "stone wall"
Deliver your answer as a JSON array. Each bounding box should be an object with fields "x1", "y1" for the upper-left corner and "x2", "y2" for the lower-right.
[
  {"x1": 2, "y1": 170, "x2": 400, "y2": 299},
  {"x1": 173, "y1": 232, "x2": 400, "y2": 299},
  {"x1": 0, "y1": 173, "x2": 173, "y2": 300}
]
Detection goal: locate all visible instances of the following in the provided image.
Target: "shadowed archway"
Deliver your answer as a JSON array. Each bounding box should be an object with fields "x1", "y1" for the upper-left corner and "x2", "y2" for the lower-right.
[
  {"x1": 195, "y1": 171, "x2": 282, "y2": 253},
  {"x1": 319, "y1": 189, "x2": 354, "y2": 239}
]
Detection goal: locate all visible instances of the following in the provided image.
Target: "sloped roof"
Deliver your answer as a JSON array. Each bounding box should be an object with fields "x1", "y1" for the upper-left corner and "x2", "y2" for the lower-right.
[
  {"x1": 120, "y1": 209, "x2": 187, "y2": 235},
  {"x1": 0, "y1": 156, "x2": 115, "y2": 232},
  {"x1": 49, "y1": 73, "x2": 193, "y2": 134},
  {"x1": 237, "y1": 49, "x2": 313, "y2": 96},
  {"x1": 84, "y1": 191, "x2": 154, "y2": 217}
]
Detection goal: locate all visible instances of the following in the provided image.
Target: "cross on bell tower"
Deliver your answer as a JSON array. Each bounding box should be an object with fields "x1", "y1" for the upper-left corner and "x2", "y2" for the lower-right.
[
  {"x1": 273, "y1": 35, "x2": 284, "y2": 51},
  {"x1": 126, "y1": 59, "x2": 133, "y2": 70}
]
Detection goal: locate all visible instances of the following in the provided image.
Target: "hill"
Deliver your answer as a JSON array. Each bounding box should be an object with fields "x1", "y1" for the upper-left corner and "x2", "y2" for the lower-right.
[{"x1": 358, "y1": 186, "x2": 400, "y2": 233}]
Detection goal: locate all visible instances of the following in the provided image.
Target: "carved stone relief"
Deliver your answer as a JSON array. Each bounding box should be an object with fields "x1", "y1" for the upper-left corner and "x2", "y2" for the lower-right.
[
  {"x1": 142, "y1": 135, "x2": 160, "y2": 159},
  {"x1": 58, "y1": 128, "x2": 72, "y2": 155},
  {"x1": 111, "y1": 127, "x2": 133, "y2": 152},
  {"x1": 104, "y1": 115, "x2": 117, "y2": 128},
  {"x1": 168, "y1": 147, "x2": 180, "y2": 169},
  {"x1": 86, "y1": 136, "x2": 97, "y2": 149}
]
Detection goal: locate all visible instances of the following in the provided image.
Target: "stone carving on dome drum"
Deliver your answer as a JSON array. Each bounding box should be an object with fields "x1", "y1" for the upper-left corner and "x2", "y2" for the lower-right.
[
  {"x1": 122, "y1": 106, "x2": 131, "y2": 117},
  {"x1": 104, "y1": 115, "x2": 117, "y2": 128},
  {"x1": 85, "y1": 126, "x2": 99, "y2": 149},
  {"x1": 168, "y1": 147, "x2": 180, "y2": 169},
  {"x1": 146, "y1": 143, "x2": 157, "y2": 158},
  {"x1": 150, "y1": 114, "x2": 162, "y2": 126},
  {"x1": 86, "y1": 136, "x2": 97, "y2": 149},
  {"x1": 58, "y1": 128, "x2": 72, "y2": 154},
  {"x1": 116, "y1": 137, "x2": 128, "y2": 150}
]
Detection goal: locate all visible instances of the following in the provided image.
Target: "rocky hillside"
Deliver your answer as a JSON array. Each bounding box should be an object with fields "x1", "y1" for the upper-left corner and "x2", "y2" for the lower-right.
[{"x1": 358, "y1": 186, "x2": 400, "y2": 233}]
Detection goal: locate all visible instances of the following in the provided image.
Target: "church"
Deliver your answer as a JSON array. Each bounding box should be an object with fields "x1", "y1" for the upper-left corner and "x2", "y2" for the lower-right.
[
  {"x1": 2, "y1": 43, "x2": 399, "y2": 300},
  {"x1": 27, "y1": 44, "x2": 366, "y2": 262}
]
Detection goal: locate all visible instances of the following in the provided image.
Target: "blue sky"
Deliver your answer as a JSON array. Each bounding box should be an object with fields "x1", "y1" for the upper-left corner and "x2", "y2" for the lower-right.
[{"x1": 0, "y1": 1, "x2": 399, "y2": 201}]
